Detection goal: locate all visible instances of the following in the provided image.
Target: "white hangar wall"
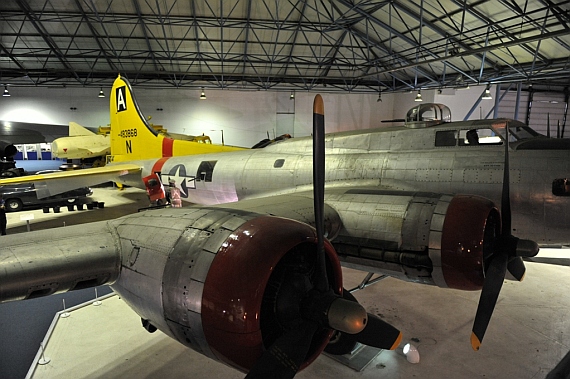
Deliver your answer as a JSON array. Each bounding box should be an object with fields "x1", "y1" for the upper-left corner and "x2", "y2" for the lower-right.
[
  {"x1": 434, "y1": 85, "x2": 496, "y2": 121},
  {"x1": 0, "y1": 87, "x2": 109, "y2": 128},
  {"x1": 3, "y1": 83, "x2": 556, "y2": 147},
  {"x1": 383, "y1": 85, "x2": 496, "y2": 123},
  {"x1": 0, "y1": 85, "x2": 395, "y2": 148}
]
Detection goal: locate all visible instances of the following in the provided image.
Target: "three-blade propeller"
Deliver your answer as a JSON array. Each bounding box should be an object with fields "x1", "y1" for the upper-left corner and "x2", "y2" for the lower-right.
[
  {"x1": 245, "y1": 96, "x2": 402, "y2": 379},
  {"x1": 471, "y1": 123, "x2": 539, "y2": 351}
]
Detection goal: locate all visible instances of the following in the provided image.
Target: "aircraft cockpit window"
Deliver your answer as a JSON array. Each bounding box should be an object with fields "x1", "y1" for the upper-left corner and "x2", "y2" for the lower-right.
[
  {"x1": 273, "y1": 159, "x2": 285, "y2": 168},
  {"x1": 552, "y1": 179, "x2": 570, "y2": 196},
  {"x1": 492, "y1": 122, "x2": 539, "y2": 142},
  {"x1": 459, "y1": 128, "x2": 502, "y2": 146},
  {"x1": 435, "y1": 130, "x2": 457, "y2": 146},
  {"x1": 510, "y1": 126, "x2": 539, "y2": 140}
]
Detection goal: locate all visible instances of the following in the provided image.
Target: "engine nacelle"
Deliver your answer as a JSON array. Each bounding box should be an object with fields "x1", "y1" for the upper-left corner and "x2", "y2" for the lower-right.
[
  {"x1": 109, "y1": 208, "x2": 341, "y2": 373},
  {"x1": 323, "y1": 190, "x2": 500, "y2": 291}
]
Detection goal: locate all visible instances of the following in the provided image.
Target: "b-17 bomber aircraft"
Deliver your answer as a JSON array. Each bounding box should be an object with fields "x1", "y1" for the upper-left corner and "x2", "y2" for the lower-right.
[{"x1": 1, "y1": 78, "x2": 569, "y2": 377}]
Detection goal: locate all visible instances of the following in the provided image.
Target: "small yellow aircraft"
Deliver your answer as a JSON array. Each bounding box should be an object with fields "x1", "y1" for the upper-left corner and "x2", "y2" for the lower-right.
[{"x1": 51, "y1": 122, "x2": 111, "y2": 166}]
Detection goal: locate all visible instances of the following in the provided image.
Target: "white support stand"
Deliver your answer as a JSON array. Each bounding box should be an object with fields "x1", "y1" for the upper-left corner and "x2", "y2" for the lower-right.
[
  {"x1": 92, "y1": 288, "x2": 102, "y2": 306},
  {"x1": 38, "y1": 343, "x2": 50, "y2": 365},
  {"x1": 60, "y1": 299, "x2": 70, "y2": 318},
  {"x1": 20, "y1": 213, "x2": 34, "y2": 232}
]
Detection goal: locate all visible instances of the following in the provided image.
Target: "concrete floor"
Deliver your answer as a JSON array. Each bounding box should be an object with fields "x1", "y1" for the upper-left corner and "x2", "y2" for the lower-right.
[
  {"x1": 4, "y1": 184, "x2": 150, "y2": 234},
  {"x1": 25, "y1": 262, "x2": 570, "y2": 379},
  {"x1": 4, "y1": 186, "x2": 570, "y2": 378}
]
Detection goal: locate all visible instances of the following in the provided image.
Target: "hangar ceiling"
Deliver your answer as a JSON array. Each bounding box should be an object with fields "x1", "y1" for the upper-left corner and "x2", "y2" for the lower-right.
[{"x1": 0, "y1": 0, "x2": 569, "y2": 93}]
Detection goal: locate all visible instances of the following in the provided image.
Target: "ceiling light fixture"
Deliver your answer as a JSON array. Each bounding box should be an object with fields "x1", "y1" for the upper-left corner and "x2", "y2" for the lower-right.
[
  {"x1": 290, "y1": 91, "x2": 295, "y2": 100},
  {"x1": 3, "y1": 86, "x2": 10, "y2": 97},
  {"x1": 456, "y1": 75, "x2": 470, "y2": 90},
  {"x1": 482, "y1": 85, "x2": 493, "y2": 100},
  {"x1": 377, "y1": 92, "x2": 382, "y2": 102},
  {"x1": 414, "y1": 90, "x2": 423, "y2": 102},
  {"x1": 200, "y1": 88, "x2": 207, "y2": 100},
  {"x1": 98, "y1": 88, "x2": 105, "y2": 98}
]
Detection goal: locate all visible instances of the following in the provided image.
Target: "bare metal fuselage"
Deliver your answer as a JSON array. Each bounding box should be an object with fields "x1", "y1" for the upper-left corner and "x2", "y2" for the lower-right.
[{"x1": 119, "y1": 121, "x2": 570, "y2": 247}]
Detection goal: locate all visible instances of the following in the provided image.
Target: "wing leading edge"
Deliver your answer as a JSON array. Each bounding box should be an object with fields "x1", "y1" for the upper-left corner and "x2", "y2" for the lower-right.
[{"x1": 0, "y1": 163, "x2": 141, "y2": 198}]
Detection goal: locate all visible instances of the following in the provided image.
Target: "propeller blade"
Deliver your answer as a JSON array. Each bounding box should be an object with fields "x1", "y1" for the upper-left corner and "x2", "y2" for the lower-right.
[
  {"x1": 507, "y1": 257, "x2": 526, "y2": 281},
  {"x1": 546, "y1": 347, "x2": 570, "y2": 378},
  {"x1": 470, "y1": 123, "x2": 540, "y2": 351},
  {"x1": 524, "y1": 257, "x2": 570, "y2": 267},
  {"x1": 245, "y1": 321, "x2": 320, "y2": 379},
  {"x1": 501, "y1": 122, "x2": 512, "y2": 235},
  {"x1": 471, "y1": 253, "x2": 508, "y2": 351},
  {"x1": 356, "y1": 313, "x2": 403, "y2": 350},
  {"x1": 515, "y1": 239, "x2": 539, "y2": 257},
  {"x1": 312, "y1": 94, "x2": 328, "y2": 292}
]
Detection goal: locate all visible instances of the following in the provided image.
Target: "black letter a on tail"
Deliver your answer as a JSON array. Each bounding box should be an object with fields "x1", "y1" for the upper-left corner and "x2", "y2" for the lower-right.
[{"x1": 116, "y1": 86, "x2": 127, "y2": 112}]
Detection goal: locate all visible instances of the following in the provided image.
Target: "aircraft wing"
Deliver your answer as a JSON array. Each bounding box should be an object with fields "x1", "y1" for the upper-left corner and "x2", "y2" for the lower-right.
[
  {"x1": 0, "y1": 163, "x2": 141, "y2": 198},
  {"x1": 1, "y1": 120, "x2": 69, "y2": 143},
  {"x1": 0, "y1": 188, "x2": 404, "y2": 376},
  {"x1": 0, "y1": 184, "x2": 518, "y2": 374}
]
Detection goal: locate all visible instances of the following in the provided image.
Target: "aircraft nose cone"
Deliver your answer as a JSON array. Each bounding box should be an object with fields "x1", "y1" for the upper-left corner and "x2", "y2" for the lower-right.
[{"x1": 51, "y1": 140, "x2": 64, "y2": 156}]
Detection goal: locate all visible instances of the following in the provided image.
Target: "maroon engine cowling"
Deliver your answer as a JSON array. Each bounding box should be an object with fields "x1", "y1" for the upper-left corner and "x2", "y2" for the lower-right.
[
  {"x1": 201, "y1": 215, "x2": 342, "y2": 372},
  {"x1": 438, "y1": 195, "x2": 501, "y2": 290}
]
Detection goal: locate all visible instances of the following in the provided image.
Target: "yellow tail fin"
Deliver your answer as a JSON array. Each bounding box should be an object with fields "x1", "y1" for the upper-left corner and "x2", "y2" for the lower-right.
[{"x1": 108, "y1": 75, "x2": 244, "y2": 163}]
